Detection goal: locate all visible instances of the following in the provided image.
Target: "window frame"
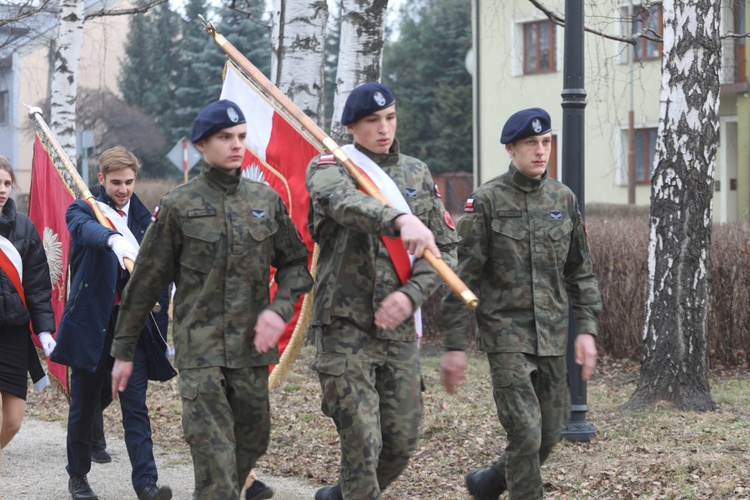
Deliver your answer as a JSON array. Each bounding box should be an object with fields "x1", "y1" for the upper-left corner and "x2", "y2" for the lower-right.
[
  {"x1": 523, "y1": 20, "x2": 556, "y2": 74},
  {"x1": 634, "y1": 127, "x2": 658, "y2": 184},
  {"x1": 632, "y1": 3, "x2": 663, "y2": 61},
  {"x1": 0, "y1": 91, "x2": 8, "y2": 126}
]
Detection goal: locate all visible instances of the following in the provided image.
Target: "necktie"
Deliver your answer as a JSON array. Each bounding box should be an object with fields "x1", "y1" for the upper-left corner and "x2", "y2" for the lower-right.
[{"x1": 117, "y1": 209, "x2": 125, "y2": 217}]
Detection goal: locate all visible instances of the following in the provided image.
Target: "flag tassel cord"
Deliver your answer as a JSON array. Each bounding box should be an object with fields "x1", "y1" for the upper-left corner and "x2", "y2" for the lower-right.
[
  {"x1": 200, "y1": 16, "x2": 479, "y2": 311},
  {"x1": 24, "y1": 105, "x2": 134, "y2": 273}
]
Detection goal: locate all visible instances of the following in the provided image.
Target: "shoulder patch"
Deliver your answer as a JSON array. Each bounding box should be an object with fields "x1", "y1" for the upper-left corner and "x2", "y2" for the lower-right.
[
  {"x1": 316, "y1": 154, "x2": 337, "y2": 165},
  {"x1": 434, "y1": 183, "x2": 442, "y2": 198},
  {"x1": 151, "y1": 206, "x2": 160, "y2": 222},
  {"x1": 443, "y1": 210, "x2": 456, "y2": 230},
  {"x1": 464, "y1": 198, "x2": 475, "y2": 213}
]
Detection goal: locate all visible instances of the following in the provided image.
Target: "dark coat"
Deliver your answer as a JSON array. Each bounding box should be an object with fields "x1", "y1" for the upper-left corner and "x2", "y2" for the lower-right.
[
  {"x1": 0, "y1": 198, "x2": 55, "y2": 331},
  {"x1": 0, "y1": 198, "x2": 55, "y2": 385},
  {"x1": 51, "y1": 190, "x2": 171, "y2": 376}
]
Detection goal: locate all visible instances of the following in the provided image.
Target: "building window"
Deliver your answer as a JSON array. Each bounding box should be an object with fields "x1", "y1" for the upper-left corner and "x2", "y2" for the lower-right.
[
  {"x1": 524, "y1": 21, "x2": 556, "y2": 74},
  {"x1": 735, "y1": 0, "x2": 746, "y2": 83},
  {"x1": 634, "y1": 128, "x2": 658, "y2": 183},
  {"x1": 632, "y1": 3, "x2": 662, "y2": 61},
  {"x1": 0, "y1": 91, "x2": 8, "y2": 126}
]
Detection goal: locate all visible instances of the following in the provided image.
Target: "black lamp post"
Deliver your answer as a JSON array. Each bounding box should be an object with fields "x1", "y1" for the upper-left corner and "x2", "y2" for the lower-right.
[{"x1": 561, "y1": 0, "x2": 596, "y2": 442}]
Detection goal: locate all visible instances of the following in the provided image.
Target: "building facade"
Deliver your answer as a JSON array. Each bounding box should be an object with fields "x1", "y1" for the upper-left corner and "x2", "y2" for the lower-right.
[
  {"x1": 471, "y1": 0, "x2": 749, "y2": 222},
  {"x1": 0, "y1": 0, "x2": 130, "y2": 193}
]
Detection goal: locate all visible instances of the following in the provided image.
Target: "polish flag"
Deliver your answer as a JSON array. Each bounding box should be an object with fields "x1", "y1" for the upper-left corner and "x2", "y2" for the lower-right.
[
  {"x1": 28, "y1": 134, "x2": 76, "y2": 395},
  {"x1": 220, "y1": 61, "x2": 320, "y2": 369}
]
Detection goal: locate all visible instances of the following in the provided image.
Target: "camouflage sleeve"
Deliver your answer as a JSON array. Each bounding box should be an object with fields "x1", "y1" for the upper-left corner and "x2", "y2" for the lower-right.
[
  {"x1": 440, "y1": 196, "x2": 491, "y2": 350},
  {"x1": 306, "y1": 157, "x2": 405, "y2": 238},
  {"x1": 563, "y1": 203, "x2": 603, "y2": 336},
  {"x1": 266, "y1": 197, "x2": 314, "y2": 322},
  {"x1": 112, "y1": 200, "x2": 179, "y2": 361},
  {"x1": 399, "y1": 184, "x2": 458, "y2": 309}
]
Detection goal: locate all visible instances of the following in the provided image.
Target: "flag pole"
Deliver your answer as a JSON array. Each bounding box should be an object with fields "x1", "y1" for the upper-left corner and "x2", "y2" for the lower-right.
[
  {"x1": 201, "y1": 17, "x2": 478, "y2": 310},
  {"x1": 25, "y1": 105, "x2": 135, "y2": 274}
]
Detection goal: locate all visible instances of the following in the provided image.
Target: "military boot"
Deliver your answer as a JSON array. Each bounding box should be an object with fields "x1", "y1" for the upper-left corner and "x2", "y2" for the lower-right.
[
  {"x1": 245, "y1": 479, "x2": 274, "y2": 500},
  {"x1": 314, "y1": 485, "x2": 343, "y2": 500},
  {"x1": 466, "y1": 467, "x2": 506, "y2": 500}
]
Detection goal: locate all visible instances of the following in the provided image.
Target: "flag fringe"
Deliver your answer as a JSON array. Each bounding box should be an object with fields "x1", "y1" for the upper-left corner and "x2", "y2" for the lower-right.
[
  {"x1": 33, "y1": 131, "x2": 78, "y2": 200},
  {"x1": 268, "y1": 245, "x2": 319, "y2": 392}
]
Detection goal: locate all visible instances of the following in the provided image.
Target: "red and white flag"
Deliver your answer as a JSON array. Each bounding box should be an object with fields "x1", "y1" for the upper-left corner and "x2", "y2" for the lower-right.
[
  {"x1": 220, "y1": 62, "x2": 320, "y2": 367},
  {"x1": 28, "y1": 134, "x2": 75, "y2": 395}
]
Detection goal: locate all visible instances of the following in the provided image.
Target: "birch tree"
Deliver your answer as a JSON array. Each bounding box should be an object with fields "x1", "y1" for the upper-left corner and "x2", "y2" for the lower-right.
[
  {"x1": 50, "y1": 0, "x2": 85, "y2": 164},
  {"x1": 527, "y1": 0, "x2": 727, "y2": 411},
  {"x1": 624, "y1": 0, "x2": 721, "y2": 412},
  {"x1": 271, "y1": 0, "x2": 328, "y2": 127},
  {"x1": 47, "y1": 0, "x2": 167, "y2": 167},
  {"x1": 329, "y1": 0, "x2": 388, "y2": 143}
]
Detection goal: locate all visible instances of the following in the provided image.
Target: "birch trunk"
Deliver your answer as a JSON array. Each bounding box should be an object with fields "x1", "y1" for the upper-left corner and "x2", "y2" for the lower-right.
[
  {"x1": 271, "y1": 0, "x2": 327, "y2": 127},
  {"x1": 50, "y1": 0, "x2": 84, "y2": 166},
  {"x1": 625, "y1": 0, "x2": 721, "y2": 412},
  {"x1": 329, "y1": 0, "x2": 388, "y2": 143}
]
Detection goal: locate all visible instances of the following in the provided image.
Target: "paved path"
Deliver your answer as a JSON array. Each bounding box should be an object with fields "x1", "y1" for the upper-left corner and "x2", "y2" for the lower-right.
[{"x1": 1, "y1": 418, "x2": 318, "y2": 499}]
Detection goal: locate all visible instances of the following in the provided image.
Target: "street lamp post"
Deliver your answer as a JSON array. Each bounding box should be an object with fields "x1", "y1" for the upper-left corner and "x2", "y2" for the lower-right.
[{"x1": 561, "y1": 0, "x2": 596, "y2": 442}]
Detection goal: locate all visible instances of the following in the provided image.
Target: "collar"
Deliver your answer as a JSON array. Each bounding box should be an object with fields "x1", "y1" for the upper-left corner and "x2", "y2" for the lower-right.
[
  {"x1": 353, "y1": 139, "x2": 401, "y2": 168},
  {"x1": 118, "y1": 200, "x2": 131, "y2": 216},
  {"x1": 509, "y1": 163, "x2": 547, "y2": 193},
  {"x1": 203, "y1": 163, "x2": 242, "y2": 194},
  {"x1": 0, "y1": 198, "x2": 16, "y2": 238},
  {"x1": 98, "y1": 189, "x2": 132, "y2": 213}
]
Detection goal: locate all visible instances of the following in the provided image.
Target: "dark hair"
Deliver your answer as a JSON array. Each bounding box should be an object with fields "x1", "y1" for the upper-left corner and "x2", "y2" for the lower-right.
[{"x1": 0, "y1": 155, "x2": 17, "y2": 186}]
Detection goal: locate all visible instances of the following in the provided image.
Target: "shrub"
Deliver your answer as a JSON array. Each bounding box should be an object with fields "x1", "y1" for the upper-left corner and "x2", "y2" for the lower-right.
[{"x1": 422, "y1": 204, "x2": 750, "y2": 369}]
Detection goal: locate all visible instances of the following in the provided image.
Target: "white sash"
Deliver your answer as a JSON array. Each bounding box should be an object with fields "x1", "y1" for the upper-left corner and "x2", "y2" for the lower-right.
[
  {"x1": 96, "y1": 201, "x2": 140, "y2": 251},
  {"x1": 343, "y1": 144, "x2": 423, "y2": 337},
  {"x1": 0, "y1": 235, "x2": 23, "y2": 281}
]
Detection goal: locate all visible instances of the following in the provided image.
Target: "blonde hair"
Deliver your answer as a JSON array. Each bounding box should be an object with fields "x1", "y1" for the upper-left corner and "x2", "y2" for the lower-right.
[
  {"x1": 98, "y1": 146, "x2": 141, "y2": 176},
  {"x1": 0, "y1": 155, "x2": 17, "y2": 186}
]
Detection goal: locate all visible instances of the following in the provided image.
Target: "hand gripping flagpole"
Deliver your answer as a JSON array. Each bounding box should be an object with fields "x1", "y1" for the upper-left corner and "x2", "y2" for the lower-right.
[
  {"x1": 26, "y1": 105, "x2": 135, "y2": 274},
  {"x1": 200, "y1": 17, "x2": 479, "y2": 310}
]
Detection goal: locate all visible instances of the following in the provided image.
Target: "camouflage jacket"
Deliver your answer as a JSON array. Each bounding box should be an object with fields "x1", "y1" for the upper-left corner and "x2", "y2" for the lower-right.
[
  {"x1": 306, "y1": 141, "x2": 457, "y2": 341},
  {"x1": 111, "y1": 164, "x2": 313, "y2": 369},
  {"x1": 442, "y1": 164, "x2": 602, "y2": 355}
]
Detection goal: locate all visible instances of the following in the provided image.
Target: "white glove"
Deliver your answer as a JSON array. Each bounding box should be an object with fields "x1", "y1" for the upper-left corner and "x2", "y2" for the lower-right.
[
  {"x1": 38, "y1": 332, "x2": 56, "y2": 357},
  {"x1": 108, "y1": 234, "x2": 137, "y2": 270}
]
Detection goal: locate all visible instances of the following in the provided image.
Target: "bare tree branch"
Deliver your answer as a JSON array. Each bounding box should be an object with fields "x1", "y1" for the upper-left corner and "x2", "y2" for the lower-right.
[
  {"x1": 0, "y1": 0, "x2": 55, "y2": 29},
  {"x1": 85, "y1": 0, "x2": 169, "y2": 19},
  {"x1": 225, "y1": 0, "x2": 272, "y2": 30},
  {"x1": 527, "y1": 0, "x2": 662, "y2": 46},
  {"x1": 528, "y1": 0, "x2": 747, "y2": 45},
  {"x1": 723, "y1": 31, "x2": 750, "y2": 40}
]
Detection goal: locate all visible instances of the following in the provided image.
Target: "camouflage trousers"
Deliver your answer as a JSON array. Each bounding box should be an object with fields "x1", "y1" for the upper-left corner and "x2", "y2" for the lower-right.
[
  {"x1": 311, "y1": 320, "x2": 423, "y2": 500},
  {"x1": 487, "y1": 353, "x2": 569, "y2": 500},
  {"x1": 178, "y1": 366, "x2": 270, "y2": 500}
]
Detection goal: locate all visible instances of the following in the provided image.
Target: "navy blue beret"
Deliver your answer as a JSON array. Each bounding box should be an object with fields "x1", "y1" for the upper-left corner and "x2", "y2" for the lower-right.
[
  {"x1": 341, "y1": 82, "x2": 396, "y2": 126},
  {"x1": 500, "y1": 108, "x2": 552, "y2": 144},
  {"x1": 190, "y1": 99, "x2": 246, "y2": 144}
]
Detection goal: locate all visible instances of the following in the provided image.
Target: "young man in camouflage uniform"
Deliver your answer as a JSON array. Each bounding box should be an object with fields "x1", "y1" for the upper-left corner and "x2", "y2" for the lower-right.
[
  {"x1": 110, "y1": 100, "x2": 313, "y2": 500},
  {"x1": 307, "y1": 82, "x2": 458, "y2": 500},
  {"x1": 441, "y1": 108, "x2": 603, "y2": 500}
]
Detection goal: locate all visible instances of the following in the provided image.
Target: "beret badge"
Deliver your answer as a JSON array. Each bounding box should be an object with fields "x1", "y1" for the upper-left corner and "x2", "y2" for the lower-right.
[{"x1": 227, "y1": 106, "x2": 240, "y2": 123}]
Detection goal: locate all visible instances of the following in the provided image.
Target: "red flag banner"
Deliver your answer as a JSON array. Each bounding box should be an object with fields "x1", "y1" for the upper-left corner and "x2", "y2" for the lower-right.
[
  {"x1": 28, "y1": 133, "x2": 76, "y2": 395},
  {"x1": 220, "y1": 61, "x2": 320, "y2": 375}
]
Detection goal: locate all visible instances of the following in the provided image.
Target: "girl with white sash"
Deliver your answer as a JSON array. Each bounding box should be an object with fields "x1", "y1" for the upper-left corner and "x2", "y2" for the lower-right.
[{"x1": 0, "y1": 156, "x2": 56, "y2": 469}]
